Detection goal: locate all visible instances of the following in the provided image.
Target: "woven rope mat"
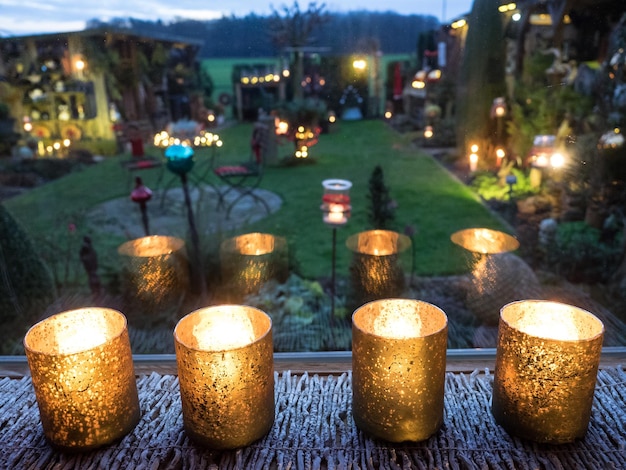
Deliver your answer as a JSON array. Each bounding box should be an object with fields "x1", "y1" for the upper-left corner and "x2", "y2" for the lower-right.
[{"x1": 1, "y1": 368, "x2": 625, "y2": 469}]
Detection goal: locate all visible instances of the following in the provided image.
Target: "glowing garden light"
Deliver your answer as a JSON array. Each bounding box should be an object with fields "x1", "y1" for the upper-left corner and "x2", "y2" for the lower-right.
[
  {"x1": 550, "y1": 152, "x2": 565, "y2": 168},
  {"x1": 469, "y1": 153, "x2": 479, "y2": 172},
  {"x1": 451, "y1": 19, "x2": 467, "y2": 29},
  {"x1": 353, "y1": 59, "x2": 367, "y2": 71}
]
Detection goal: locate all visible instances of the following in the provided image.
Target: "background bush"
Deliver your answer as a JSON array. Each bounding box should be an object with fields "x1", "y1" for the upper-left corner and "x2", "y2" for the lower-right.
[
  {"x1": 544, "y1": 221, "x2": 622, "y2": 283},
  {"x1": 0, "y1": 204, "x2": 56, "y2": 323}
]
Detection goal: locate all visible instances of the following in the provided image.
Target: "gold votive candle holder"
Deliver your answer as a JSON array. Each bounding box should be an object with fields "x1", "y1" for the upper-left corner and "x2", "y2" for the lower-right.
[
  {"x1": 346, "y1": 230, "x2": 411, "y2": 306},
  {"x1": 450, "y1": 227, "x2": 520, "y2": 255},
  {"x1": 118, "y1": 235, "x2": 190, "y2": 317},
  {"x1": 23, "y1": 307, "x2": 140, "y2": 451},
  {"x1": 219, "y1": 233, "x2": 288, "y2": 301},
  {"x1": 174, "y1": 305, "x2": 274, "y2": 449},
  {"x1": 352, "y1": 299, "x2": 448, "y2": 442},
  {"x1": 450, "y1": 228, "x2": 541, "y2": 326},
  {"x1": 492, "y1": 300, "x2": 605, "y2": 444}
]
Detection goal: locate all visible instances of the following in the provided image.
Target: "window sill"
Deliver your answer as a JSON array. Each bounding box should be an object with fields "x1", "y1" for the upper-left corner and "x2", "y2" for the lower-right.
[{"x1": 1, "y1": 347, "x2": 624, "y2": 378}]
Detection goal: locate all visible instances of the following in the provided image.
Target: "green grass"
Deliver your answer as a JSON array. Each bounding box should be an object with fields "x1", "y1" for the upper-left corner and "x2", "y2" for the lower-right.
[{"x1": 5, "y1": 120, "x2": 508, "y2": 281}]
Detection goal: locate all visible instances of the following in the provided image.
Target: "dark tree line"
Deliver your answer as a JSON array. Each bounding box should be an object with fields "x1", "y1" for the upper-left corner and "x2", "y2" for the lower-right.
[{"x1": 87, "y1": 11, "x2": 439, "y2": 58}]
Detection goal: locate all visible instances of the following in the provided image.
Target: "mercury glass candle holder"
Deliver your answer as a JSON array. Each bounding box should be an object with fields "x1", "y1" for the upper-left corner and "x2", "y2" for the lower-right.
[
  {"x1": 450, "y1": 227, "x2": 519, "y2": 255},
  {"x1": 352, "y1": 299, "x2": 448, "y2": 442},
  {"x1": 219, "y1": 233, "x2": 288, "y2": 300},
  {"x1": 492, "y1": 300, "x2": 605, "y2": 444},
  {"x1": 174, "y1": 305, "x2": 274, "y2": 449},
  {"x1": 118, "y1": 235, "x2": 190, "y2": 317},
  {"x1": 346, "y1": 230, "x2": 411, "y2": 306},
  {"x1": 23, "y1": 308, "x2": 140, "y2": 451},
  {"x1": 450, "y1": 228, "x2": 540, "y2": 326}
]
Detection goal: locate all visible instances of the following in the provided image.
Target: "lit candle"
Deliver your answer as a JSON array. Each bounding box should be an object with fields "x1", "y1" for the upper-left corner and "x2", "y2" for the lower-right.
[
  {"x1": 346, "y1": 230, "x2": 411, "y2": 304},
  {"x1": 321, "y1": 179, "x2": 352, "y2": 226},
  {"x1": 451, "y1": 227, "x2": 520, "y2": 255},
  {"x1": 324, "y1": 203, "x2": 348, "y2": 225},
  {"x1": 174, "y1": 305, "x2": 274, "y2": 449},
  {"x1": 469, "y1": 153, "x2": 478, "y2": 172},
  {"x1": 492, "y1": 300, "x2": 605, "y2": 444},
  {"x1": 117, "y1": 235, "x2": 190, "y2": 316},
  {"x1": 235, "y1": 232, "x2": 275, "y2": 256},
  {"x1": 352, "y1": 299, "x2": 448, "y2": 442},
  {"x1": 24, "y1": 308, "x2": 140, "y2": 451},
  {"x1": 220, "y1": 233, "x2": 288, "y2": 299},
  {"x1": 450, "y1": 228, "x2": 531, "y2": 325}
]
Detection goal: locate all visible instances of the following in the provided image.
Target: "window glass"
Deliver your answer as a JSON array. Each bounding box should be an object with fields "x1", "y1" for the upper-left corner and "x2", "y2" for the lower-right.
[{"x1": 1, "y1": 1, "x2": 625, "y2": 356}]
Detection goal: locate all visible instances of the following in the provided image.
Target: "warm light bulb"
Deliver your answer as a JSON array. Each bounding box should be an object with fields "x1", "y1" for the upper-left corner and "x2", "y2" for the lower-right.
[
  {"x1": 536, "y1": 155, "x2": 548, "y2": 167},
  {"x1": 550, "y1": 152, "x2": 565, "y2": 168},
  {"x1": 353, "y1": 59, "x2": 367, "y2": 70}
]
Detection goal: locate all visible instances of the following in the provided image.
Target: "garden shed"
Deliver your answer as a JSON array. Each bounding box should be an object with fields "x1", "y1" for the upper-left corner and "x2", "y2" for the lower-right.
[{"x1": 0, "y1": 28, "x2": 203, "y2": 156}]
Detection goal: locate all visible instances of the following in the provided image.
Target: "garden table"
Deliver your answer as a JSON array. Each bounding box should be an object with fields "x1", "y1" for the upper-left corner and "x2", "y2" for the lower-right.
[{"x1": 1, "y1": 353, "x2": 624, "y2": 469}]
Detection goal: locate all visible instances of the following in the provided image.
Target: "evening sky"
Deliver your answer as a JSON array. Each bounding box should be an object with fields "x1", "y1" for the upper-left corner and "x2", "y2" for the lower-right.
[{"x1": 0, "y1": 0, "x2": 473, "y2": 36}]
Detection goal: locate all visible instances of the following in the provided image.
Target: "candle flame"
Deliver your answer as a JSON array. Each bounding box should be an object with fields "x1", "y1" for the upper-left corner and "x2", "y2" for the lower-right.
[
  {"x1": 373, "y1": 303, "x2": 423, "y2": 339},
  {"x1": 193, "y1": 309, "x2": 256, "y2": 351},
  {"x1": 503, "y1": 301, "x2": 604, "y2": 342},
  {"x1": 54, "y1": 317, "x2": 110, "y2": 354},
  {"x1": 27, "y1": 309, "x2": 117, "y2": 355},
  {"x1": 451, "y1": 228, "x2": 519, "y2": 254},
  {"x1": 235, "y1": 233, "x2": 275, "y2": 256},
  {"x1": 519, "y1": 312, "x2": 581, "y2": 341},
  {"x1": 357, "y1": 231, "x2": 397, "y2": 256}
]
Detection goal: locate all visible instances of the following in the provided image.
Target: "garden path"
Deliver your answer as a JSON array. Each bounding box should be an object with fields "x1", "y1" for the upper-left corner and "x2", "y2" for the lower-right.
[{"x1": 87, "y1": 185, "x2": 282, "y2": 239}]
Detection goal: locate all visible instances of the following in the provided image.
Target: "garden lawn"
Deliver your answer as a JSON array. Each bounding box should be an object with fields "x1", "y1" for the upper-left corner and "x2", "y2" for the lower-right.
[{"x1": 5, "y1": 119, "x2": 508, "y2": 282}]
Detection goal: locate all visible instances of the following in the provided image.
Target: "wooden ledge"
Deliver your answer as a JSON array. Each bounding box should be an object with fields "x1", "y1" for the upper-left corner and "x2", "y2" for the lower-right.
[{"x1": 2, "y1": 348, "x2": 624, "y2": 378}]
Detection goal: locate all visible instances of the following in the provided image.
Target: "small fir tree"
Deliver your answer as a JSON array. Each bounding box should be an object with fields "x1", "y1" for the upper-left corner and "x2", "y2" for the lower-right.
[{"x1": 368, "y1": 165, "x2": 395, "y2": 229}]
